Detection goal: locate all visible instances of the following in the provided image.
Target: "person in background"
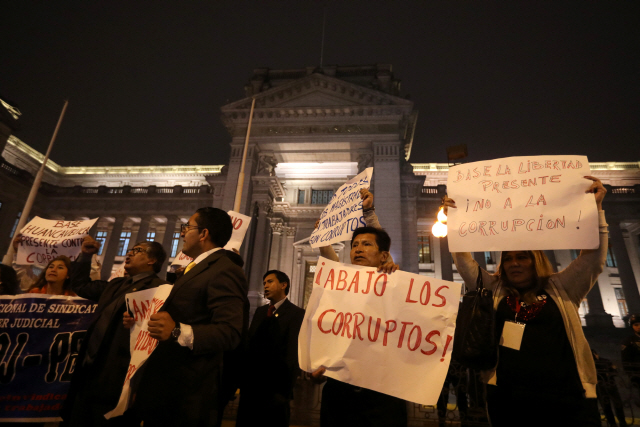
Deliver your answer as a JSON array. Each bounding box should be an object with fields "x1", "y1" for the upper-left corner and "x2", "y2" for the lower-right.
[
  {"x1": 592, "y1": 349, "x2": 628, "y2": 427},
  {"x1": 444, "y1": 176, "x2": 607, "y2": 427},
  {"x1": 235, "y1": 270, "x2": 305, "y2": 427},
  {"x1": 27, "y1": 255, "x2": 75, "y2": 296},
  {"x1": 621, "y1": 314, "x2": 640, "y2": 394},
  {"x1": 0, "y1": 264, "x2": 21, "y2": 295}
]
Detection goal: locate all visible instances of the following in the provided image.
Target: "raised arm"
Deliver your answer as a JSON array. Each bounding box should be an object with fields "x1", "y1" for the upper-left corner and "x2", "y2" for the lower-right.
[
  {"x1": 444, "y1": 196, "x2": 496, "y2": 291},
  {"x1": 69, "y1": 236, "x2": 108, "y2": 301},
  {"x1": 554, "y1": 176, "x2": 608, "y2": 303},
  {"x1": 11, "y1": 234, "x2": 38, "y2": 291}
]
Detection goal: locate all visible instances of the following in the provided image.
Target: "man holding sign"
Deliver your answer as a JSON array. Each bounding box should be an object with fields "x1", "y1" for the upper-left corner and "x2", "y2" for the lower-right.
[
  {"x1": 63, "y1": 237, "x2": 167, "y2": 427},
  {"x1": 309, "y1": 190, "x2": 408, "y2": 427},
  {"x1": 127, "y1": 207, "x2": 248, "y2": 427},
  {"x1": 444, "y1": 171, "x2": 607, "y2": 427}
]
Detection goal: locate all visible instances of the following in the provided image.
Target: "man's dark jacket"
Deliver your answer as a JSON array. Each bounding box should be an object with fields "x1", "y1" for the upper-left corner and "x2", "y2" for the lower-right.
[
  {"x1": 235, "y1": 298, "x2": 305, "y2": 427},
  {"x1": 132, "y1": 249, "x2": 247, "y2": 427},
  {"x1": 62, "y1": 258, "x2": 166, "y2": 426}
]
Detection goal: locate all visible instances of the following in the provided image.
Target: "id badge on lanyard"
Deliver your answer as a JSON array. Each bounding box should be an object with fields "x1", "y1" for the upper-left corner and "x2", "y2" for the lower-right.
[{"x1": 500, "y1": 300, "x2": 525, "y2": 351}]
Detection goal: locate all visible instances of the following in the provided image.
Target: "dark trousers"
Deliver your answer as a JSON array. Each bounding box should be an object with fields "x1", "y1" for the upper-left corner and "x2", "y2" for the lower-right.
[
  {"x1": 320, "y1": 378, "x2": 407, "y2": 427},
  {"x1": 236, "y1": 389, "x2": 290, "y2": 427},
  {"x1": 486, "y1": 385, "x2": 600, "y2": 427}
]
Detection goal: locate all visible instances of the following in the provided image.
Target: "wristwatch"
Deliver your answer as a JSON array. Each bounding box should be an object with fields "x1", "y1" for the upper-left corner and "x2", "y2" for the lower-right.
[{"x1": 170, "y1": 324, "x2": 181, "y2": 341}]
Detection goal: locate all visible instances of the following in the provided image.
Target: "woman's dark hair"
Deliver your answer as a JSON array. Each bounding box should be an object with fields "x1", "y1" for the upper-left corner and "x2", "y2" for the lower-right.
[
  {"x1": 351, "y1": 227, "x2": 391, "y2": 252},
  {"x1": 194, "y1": 207, "x2": 233, "y2": 248},
  {"x1": 0, "y1": 264, "x2": 20, "y2": 295},
  {"x1": 263, "y1": 270, "x2": 290, "y2": 295},
  {"x1": 496, "y1": 250, "x2": 554, "y2": 304},
  {"x1": 30, "y1": 256, "x2": 72, "y2": 292}
]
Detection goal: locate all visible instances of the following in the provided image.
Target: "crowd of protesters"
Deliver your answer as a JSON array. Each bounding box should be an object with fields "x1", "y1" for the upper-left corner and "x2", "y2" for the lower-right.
[{"x1": 0, "y1": 180, "x2": 636, "y2": 427}]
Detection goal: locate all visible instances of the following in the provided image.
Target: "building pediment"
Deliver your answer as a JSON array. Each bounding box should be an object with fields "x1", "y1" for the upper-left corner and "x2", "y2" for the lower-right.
[{"x1": 221, "y1": 73, "x2": 412, "y2": 113}]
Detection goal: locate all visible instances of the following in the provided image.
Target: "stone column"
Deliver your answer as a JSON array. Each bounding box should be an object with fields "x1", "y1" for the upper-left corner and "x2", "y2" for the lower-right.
[
  {"x1": 283, "y1": 227, "x2": 297, "y2": 303},
  {"x1": 268, "y1": 221, "x2": 284, "y2": 270},
  {"x1": 101, "y1": 216, "x2": 125, "y2": 280},
  {"x1": 373, "y1": 141, "x2": 403, "y2": 266},
  {"x1": 439, "y1": 236, "x2": 454, "y2": 282},
  {"x1": 584, "y1": 281, "x2": 615, "y2": 328},
  {"x1": 136, "y1": 215, "x2": 153, "y2": 243},
  {"x1": 609, "y1": 221, "x2": 640, "y2": 315},
  {"x1": 246, "y1": 201, "x2": 273, "y2": 314},
  {"x1": 160, "y1": 216, "x2": 180, "y2": 276}
]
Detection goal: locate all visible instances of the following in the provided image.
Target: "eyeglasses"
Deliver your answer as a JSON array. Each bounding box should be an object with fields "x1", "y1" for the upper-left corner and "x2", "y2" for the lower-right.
[
  {"x1": 126, "y1": 247, "x2": 147, "y2": 256},
  {"x1": 180, "y1": 224, "x2": 202, "y2": 233}
]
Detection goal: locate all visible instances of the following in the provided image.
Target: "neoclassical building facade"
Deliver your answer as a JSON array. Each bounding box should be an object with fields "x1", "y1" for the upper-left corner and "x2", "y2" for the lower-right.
[{"x1": 1, "y1": 64, "x2": 639, "y2": 328}]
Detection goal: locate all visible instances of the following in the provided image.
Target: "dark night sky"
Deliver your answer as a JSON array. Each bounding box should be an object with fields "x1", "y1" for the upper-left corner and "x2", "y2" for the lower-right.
[{"x1": 1, "y1": 1, "x2": 639, "y2": 167}]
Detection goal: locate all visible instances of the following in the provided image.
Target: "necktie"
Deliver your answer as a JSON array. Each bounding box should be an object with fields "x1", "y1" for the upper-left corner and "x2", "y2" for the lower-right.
[
  {"x1": 184, "y1": 262, "x2": 196, "y2": 274},
  {"x1": 267, "y1": 304, "x2": 276, "y2": 317}
]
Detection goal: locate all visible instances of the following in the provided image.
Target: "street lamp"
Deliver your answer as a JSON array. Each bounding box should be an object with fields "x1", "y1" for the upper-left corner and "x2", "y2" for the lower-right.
[{"x1": 431, "y1": 206, "x2": 448, "y2": 238}]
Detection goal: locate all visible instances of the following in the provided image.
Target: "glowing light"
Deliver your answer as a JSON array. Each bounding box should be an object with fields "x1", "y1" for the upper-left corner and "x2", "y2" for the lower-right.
[
  {"x1": 432, "y1": 206, "x2": 448, "y2": 238},
  {"x1": 437, "y1": 207, "x2": 447, "y2": 222},
  {"x1": 432, "y1": 221, "x2": 447, "y2": 238}
]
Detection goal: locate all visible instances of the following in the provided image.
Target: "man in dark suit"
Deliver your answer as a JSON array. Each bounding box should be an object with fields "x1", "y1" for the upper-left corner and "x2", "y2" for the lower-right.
[
  {"x1": 62, "y1": 237, "x2": 167, "y2": 427},
  {"x1": 128, "y1": 207, "x2": 248, "y2": 427},
  {"x1": 235, "y1": 270, "x2": 305, "y2": 427}
]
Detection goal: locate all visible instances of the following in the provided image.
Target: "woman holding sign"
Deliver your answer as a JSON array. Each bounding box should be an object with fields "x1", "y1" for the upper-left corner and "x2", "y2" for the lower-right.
[{"x1": 444, "y1": 176, "x2": 607, "y2": 427}]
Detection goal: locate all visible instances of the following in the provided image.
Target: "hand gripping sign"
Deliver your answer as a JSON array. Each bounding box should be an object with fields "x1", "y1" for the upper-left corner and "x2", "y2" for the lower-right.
[
  {"x1": 309, "y1": 167, "x2": 373, "y2": 248},
  {"x1": 105, "y1": 284, "x2": 173, "y2": 419},
  {"x1": 16, "y1": 217, "x2": 98, "y2": 267},
  {"x1": 446, "y1": 155, "x2": 599, "y2": 252},
  {"x1": 298, "y1": 257, "x2": 461, "y2": 405}
]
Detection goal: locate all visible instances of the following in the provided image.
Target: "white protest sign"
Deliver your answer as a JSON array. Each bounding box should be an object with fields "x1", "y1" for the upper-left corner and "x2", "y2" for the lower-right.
[
  {"x1": 225, "y1": 210, "x2": 251, "y2": 251},
  {"x1": 298, "y1": 257, "x2": 461, "y2": 405},
  {"x1": 446, "y1": 155, "x2": 599, "y2": 252},
  {"x1": 105, "y1": 284, "x2": 173, "y2": 419},
  {"x1": 108, "y1": 264, "x2": 126, "y2": 281},
  {"x1": 169, "y1": 251, "x2": 193, "y2": 269},
  {"x1": 309, "y1": 167, "x2": 373, "y2": 248},
  {"x1": 17, "y1": 217, "x2": 98, "y2": 267}
]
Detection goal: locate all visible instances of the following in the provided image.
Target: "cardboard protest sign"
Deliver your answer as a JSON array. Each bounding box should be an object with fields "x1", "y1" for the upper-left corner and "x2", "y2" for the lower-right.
[
  {"x1": 169, "y1": 251, "x2": 193, "y2": 270},
  {"x1": 298, "y1": 257, "x2": 461, "y2": 405},
  {"x1": 0, "y1": 295, "x2": 97, "y2": 422},
  {"x1": 446, "y1": 156, "x2": 599, "y2": 252},
  {"x1": 309, "y1": 167, "x2": 373, "y2": 248},
  {"x1": 17, "y1": 217, "x2": 98, "y2": 267},
  {"x1": 105, "y1": 284, "x2": 173, "y2": 419},
  {"x1": 225, "y1": 210, "x2": 251, "y2": 251}
]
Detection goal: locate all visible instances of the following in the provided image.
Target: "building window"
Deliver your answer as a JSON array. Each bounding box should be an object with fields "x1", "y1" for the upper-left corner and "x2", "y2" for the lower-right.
[
  {"x1": 95, "y1": 231, "x2": 107, "y2": 255},
  {"x1": 418, "y1": 236, "x2": 432, "y2": 263},
  {"x1": 9, "y1": 212, "x2": 21, "y2": 238},
  {"x1": 146, "y1": 231, "x2": 156, "y2": 241},
  {"x1": 298, "y1": 190, "x2": 305, "y2": 204},
  {"x1": 170, "y1": 232, "x2": 180, "y2": 257},
  {"x1": 117, "y1": 231, "x2": 132, "y2": 256},
  {"x1": 615, "y1": 288, "x2": 628, "y2": 318},
  {"x1": 606, "y1": 240, "x2": 617, "y2": 267},
  {"x1": 311, "y1": 190, "x2": 334, "y2": 205}
]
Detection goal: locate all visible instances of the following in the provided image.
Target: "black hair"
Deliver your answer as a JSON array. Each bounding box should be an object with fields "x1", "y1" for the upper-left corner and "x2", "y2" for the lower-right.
[
  {"x1": 351, "y1": 226, "x2": 391, "y2": 252},
  {"x1": 136, "y1": 241, "x2": 167, "y2": 273},
  {"x1": 0, "y1": 264, "x2": 20, "y2": 295},
  {"x1": 263, "y1": 270, "x2": 290, "y2": 295},
  {"x1": 30, "y1": 256, "x2": 72, "y2": 292},
  {"x1": 194, "y1": 207, "x2": 233, "y2": 248}
]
